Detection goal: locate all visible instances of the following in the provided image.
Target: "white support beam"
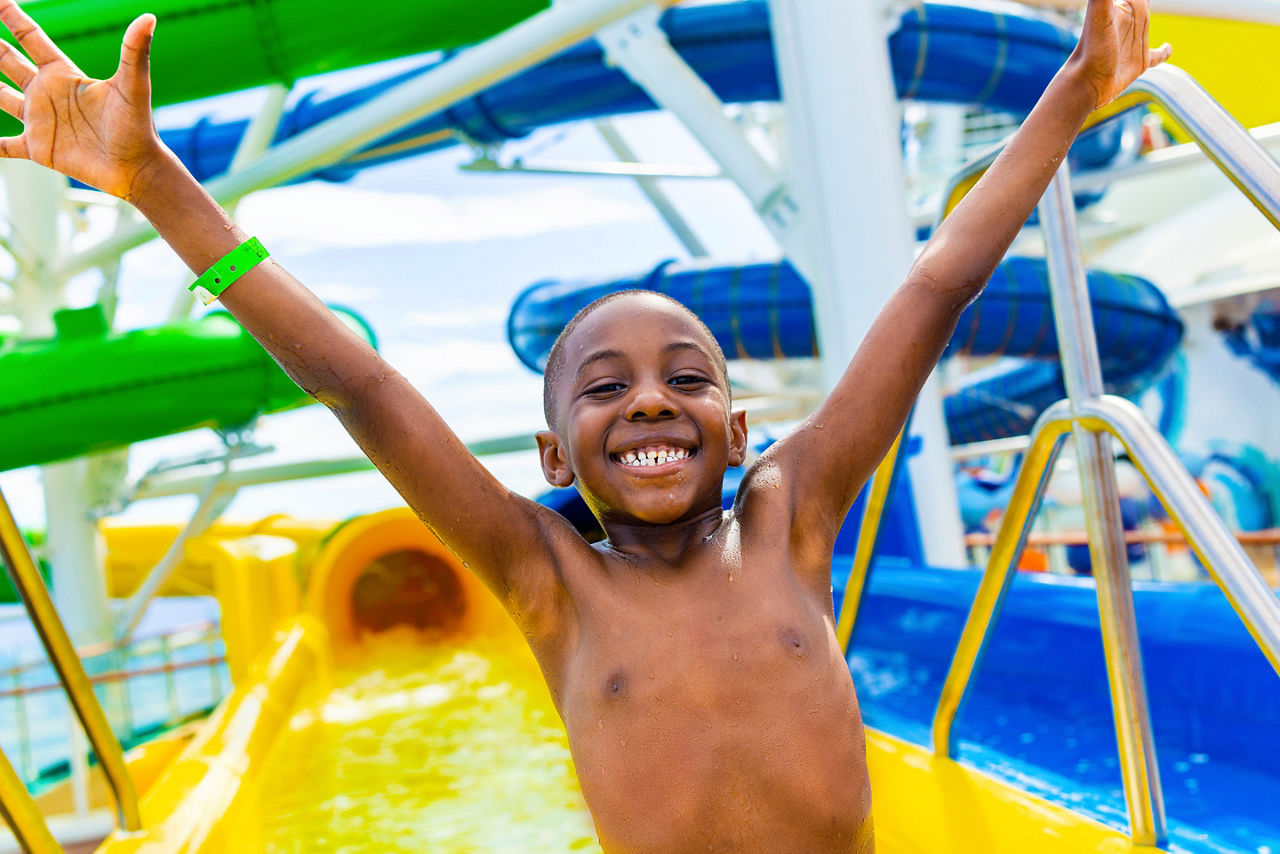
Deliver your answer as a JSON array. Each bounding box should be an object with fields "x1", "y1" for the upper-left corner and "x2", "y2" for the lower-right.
[
  {"x1": 595, "y1": 6, "x2": 799, "y2": 239},
  {"x1": 60, "y1": 0, "x2": 669, "y2": 280},
  {"x1": 1019, "y1": 0, "x2": 1280, "y2": 25},
  {"x1": 767, "y1": 0, "x2": 966, "y2": 567},
  {"x1": 595, "y1": 118, "x2": 710, "y2": 258}
]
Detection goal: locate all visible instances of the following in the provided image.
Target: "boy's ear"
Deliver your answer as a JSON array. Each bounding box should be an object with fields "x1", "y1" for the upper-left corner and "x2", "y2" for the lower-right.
[
  {"x1": 728, "y1": 410, "x2": 748, "y2": 467},
  {"x1": 536, "y1": 430, "x2": 575, "y2": 487}
]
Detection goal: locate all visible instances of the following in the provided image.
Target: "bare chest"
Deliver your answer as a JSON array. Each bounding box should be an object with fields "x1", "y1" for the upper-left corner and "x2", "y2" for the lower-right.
[{"x1": 548, "y1": 551, "x2": 867, "y2": 849}]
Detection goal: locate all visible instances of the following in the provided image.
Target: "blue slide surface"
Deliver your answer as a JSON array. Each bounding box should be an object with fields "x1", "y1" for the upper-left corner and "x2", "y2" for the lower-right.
[
  {"x1": 837, "y1": 560, "x2": 1280, "y2": 853},
  {"x1": 157, "y1": 1, "x2": 1126, "y2": 185},
  {"x1": 506, "y1": 257, "x2": 1183, "y2": 444}
]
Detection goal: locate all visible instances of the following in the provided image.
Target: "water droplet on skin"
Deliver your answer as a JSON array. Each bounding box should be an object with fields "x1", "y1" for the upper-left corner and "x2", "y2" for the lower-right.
[{"x1": 731, "y1": 652, "x2": 739, "y2": 662}]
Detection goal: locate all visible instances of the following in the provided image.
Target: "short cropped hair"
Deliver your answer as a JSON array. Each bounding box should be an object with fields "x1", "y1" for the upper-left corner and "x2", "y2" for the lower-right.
[{"x1": 542, "y1": 290, "x2": 730, "y2": 428}]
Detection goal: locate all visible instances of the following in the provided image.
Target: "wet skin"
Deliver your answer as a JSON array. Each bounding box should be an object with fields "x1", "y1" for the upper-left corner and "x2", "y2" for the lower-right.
[
  {"x1": 0, "y1": 0, "x2": 1170, "y2": 847},
  {"x1": 531, "y1": 294, "x2": 873, "y2": 852}
]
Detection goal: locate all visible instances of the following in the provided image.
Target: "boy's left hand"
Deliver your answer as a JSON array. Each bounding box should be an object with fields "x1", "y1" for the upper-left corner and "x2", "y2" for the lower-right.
[{"x1": 1073, "y1": 0, "x2": 1172, "y2": 108}]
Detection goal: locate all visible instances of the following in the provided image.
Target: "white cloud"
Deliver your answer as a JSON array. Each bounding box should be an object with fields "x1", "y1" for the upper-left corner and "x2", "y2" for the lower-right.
[
  {"x1": 236, "y1": 183, "x2": 652, "y2": 253},
  {"x1": 312, "y1": 281, "x2": 385, "y2": 304},
  {"x1": 403, "y1": 306, "x2": 507, "y2": 329}
]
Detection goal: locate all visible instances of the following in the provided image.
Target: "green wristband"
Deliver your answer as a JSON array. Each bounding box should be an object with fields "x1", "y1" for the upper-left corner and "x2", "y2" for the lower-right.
[{"x1": 189, "y1": 237, "x2": 270, "y2": 305}]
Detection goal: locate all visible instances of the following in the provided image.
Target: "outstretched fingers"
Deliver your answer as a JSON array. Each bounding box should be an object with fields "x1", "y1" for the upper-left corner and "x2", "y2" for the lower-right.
[
  {"x1": 116, "y1": 13, "x2": 154, "y2": 99},
  {"x1": 0, "y1": 0, "x2": 65, "y2": 67},
  {"x1": 1148, "y1": 42, "x2": 1172, "y2": 68},
  {"x1": 0, "y1": 80, "x2": 21, "y2": 119},
  {"x1": 0, "y1": 41, "x2": 34, "y2": 89},
  {"x1": 0, "y1": 133, "x2": 27, "y2": 160}
]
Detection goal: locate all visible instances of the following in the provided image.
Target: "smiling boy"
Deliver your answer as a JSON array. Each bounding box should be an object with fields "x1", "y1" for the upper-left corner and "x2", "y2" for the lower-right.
[{"x1": 0, "y1": 0, "x2": 1167, "y2": 849}]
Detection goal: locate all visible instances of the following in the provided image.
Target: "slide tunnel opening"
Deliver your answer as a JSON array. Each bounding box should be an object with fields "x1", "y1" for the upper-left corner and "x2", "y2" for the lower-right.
[{"x1": 351, "y1": 548, "x2": 467, "y2": 635}]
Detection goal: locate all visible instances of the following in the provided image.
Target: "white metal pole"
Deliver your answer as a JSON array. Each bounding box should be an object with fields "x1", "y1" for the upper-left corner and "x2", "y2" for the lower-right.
[
  {"x1": 3, "y1": 161, "x2": 116, "y2": 646},
  {"x1": 4, "y1": 158, "x2": 120, "y2": 815},
  {"x1": 1019, "y1": 0, "x2": 1280, "y2": 25},
  {"x1": 594, "y1": 118, "x2": 709, "y2": 258},
  {"x1": 766, "y1": 0, "x2": 966, "y2": 566},
  {"x1": 595, "y1": 6, "x2": 798, "y2": 236},
  {"x1": 61, "y1": 0, "x2": 668, "y2": 279}
]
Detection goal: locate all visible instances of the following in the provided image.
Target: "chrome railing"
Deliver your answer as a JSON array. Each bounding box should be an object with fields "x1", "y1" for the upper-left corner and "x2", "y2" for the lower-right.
[
  {"x1": 928, "y1": 65, "x2": 1280, "y2": 848},
  {"x1": 0, "y1": 486, "x2": 141, "y2": 835},
  {"x1": 1, "y1": 623, "x2": 227, "y2": 786},
  {"x1": 0, "y1": 740, "x2": 59, "y2": 853}
]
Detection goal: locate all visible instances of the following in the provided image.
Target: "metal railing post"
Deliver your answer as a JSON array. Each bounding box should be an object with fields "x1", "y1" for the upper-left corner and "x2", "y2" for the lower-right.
[
  {"x1": 0, "y1": 486, "x2": 141, "y2": 832},
  {"x1": 835, "y1": 429, "x2": 905, "y2": 652},
  {"x1": 1077, "y1": 398, "x2": 1280, "y2": 674},
  {"x1": 0, "y1": 741, "x2": 59, "y2": 854},
  {"x1": 931, "y1": 406, "x2": 1071, "y2": 756},
  {"x1": 1039, "y1": 163, "x2": 1166, "y2": 846},
  {"x1": 929, "y1": 63, "x2": 1280, "y2": 850}
]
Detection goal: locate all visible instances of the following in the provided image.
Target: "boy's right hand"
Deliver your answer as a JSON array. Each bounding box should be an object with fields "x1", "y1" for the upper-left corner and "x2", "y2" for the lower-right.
[{"x1": 0, "y1": 0, "x2": 164, "y2": 202}]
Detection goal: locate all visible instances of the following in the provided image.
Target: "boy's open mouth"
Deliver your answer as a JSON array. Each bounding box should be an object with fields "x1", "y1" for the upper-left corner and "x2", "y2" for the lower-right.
[{"x1": 611, "y1": 444, "x2": 695, "y2": 468}]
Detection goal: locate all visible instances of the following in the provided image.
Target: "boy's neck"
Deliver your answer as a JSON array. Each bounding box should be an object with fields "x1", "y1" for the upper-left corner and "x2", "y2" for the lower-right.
[{"x1": 597, "y1": 504, "x2": 728, "y2": 568}]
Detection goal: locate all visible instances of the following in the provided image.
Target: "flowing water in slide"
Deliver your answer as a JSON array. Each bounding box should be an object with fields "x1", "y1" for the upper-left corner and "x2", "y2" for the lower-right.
[{"x1": 241, "y1": 631, "x2": 599, "y2": 852}]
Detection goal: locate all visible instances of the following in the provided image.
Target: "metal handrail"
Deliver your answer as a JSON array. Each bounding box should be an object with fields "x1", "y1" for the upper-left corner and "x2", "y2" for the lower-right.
[
  {"x1": 1076, "y1": 397, "x2": 1280, "y2": 671},
  {"x1": 929, "y1": 64, "x2": 1280, "y2": 847},
  {"x1": 929, "y1": 396, "x2": 1280, "y2": 806},
  {"x1": 939, "y1": 64, "x2": 1280, "y2": 228},
  {"x1": 0, "y1": 741, "x2": 59, "y2": 854},
  {"x1": 932, "y1": 405, "x2": 1071, "y2": 757},
  {"x1": 0, "y1": 486, "x2": 141, "y2": 833},
  {"x1": 835, "y1": 428, "x2": 906, "y2": 652}
]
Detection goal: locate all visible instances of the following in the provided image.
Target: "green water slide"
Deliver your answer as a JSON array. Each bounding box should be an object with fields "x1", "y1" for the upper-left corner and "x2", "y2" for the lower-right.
[
  {"x1": 0, "y1": 0, "x2": 549, "y2": 134},
  {"x1": 0, "y1": 0, "x2": 548, "y2": 469},
  {"x1": 0, "y1": 304, "x2": 375, "y2": 472}
]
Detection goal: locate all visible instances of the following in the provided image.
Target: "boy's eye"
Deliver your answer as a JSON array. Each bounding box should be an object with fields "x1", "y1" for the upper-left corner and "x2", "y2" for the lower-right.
[
  {"x1": 586, "y1": 382, "x2": 625, "y2": 396},
  {"x1": 670, "y1": 374, "x2": 707, "y2": 387}
]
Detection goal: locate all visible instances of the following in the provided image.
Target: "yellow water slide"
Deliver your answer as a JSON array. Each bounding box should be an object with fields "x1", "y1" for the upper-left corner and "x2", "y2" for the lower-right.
[{"x1": 79, "y1": 510, "x2": 1156, "y2": 852}]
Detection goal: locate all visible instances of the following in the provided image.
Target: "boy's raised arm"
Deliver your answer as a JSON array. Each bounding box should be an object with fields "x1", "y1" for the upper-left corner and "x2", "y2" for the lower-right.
[
  {"x1": 762, "y1": 0, "x2": 1170, "y2": 549},
  {"x1": 0, "y1": 1, "x2": 574, "y2": 611}
]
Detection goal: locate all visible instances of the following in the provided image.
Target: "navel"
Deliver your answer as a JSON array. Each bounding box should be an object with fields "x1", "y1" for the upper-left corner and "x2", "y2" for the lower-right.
[{"x1": 779, "y1": 626, "x2": 808, "y2": 658}]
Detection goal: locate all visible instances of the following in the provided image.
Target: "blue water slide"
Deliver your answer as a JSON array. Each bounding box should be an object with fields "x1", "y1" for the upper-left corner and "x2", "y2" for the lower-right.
[
  {"x1": 157, "y1": 1, "x2": 1127, "y2": 185},
  {"x1": 835, "y1": 560, "x2": 1280, "y2": 851},
  {"x1": 506, "y1": 257, "x2": 1183, "y2": 444}
]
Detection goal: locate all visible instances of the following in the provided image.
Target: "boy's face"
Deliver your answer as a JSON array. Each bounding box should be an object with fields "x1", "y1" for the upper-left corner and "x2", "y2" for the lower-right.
[{"x1": 537, "y1": 294, "x2": 747, "y2": 527}]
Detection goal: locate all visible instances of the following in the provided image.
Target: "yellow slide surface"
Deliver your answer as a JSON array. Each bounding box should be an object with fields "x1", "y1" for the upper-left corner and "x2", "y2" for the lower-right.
[{"x1": 92, "y1": 509, "x2": 1160, "y2": 852}]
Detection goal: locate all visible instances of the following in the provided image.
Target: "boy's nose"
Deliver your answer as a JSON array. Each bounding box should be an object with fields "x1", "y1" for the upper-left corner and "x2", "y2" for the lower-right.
[{"x1": 626, "y1": 383, "x2": 677, "y2": 421}]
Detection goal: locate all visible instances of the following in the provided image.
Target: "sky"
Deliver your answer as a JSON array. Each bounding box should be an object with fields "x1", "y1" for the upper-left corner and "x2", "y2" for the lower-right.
[{"x1": 0, "y1": 99, "x2": 782, "y2": 529}]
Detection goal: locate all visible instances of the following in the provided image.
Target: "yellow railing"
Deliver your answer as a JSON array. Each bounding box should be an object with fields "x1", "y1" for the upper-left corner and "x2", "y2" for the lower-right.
[{"x1": 0, "y1": 485, "x2": 141, "y2": 839}]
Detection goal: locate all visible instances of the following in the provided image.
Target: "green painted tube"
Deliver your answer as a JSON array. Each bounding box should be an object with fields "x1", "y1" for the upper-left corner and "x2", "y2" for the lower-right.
[
  {"x1": 0, "y1": 0, "x2": 549, "y2": 135},
  {"x1": 0, "y1": 304, "x2": 375, "y2": 472}
]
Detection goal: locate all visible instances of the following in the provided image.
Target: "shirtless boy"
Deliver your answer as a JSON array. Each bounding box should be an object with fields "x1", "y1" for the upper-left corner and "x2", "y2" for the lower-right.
[{"x1": 0, "y1": 1, "x2": 1168, "y2": 850}]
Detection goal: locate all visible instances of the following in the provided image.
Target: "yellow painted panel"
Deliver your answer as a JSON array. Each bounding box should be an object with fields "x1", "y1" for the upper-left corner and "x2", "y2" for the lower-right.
[
  {"x1": 1150, "y1": 15, "x2": 1280, "y2": 137},
  {"x1": 866, "y1": 729, "x2": 1162, "y2": 853}
]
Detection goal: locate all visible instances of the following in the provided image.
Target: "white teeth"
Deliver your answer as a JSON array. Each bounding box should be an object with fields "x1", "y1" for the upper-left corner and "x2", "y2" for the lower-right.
[{"x1": 618, "y1": 447, "x2": 691, "y2": 466}]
